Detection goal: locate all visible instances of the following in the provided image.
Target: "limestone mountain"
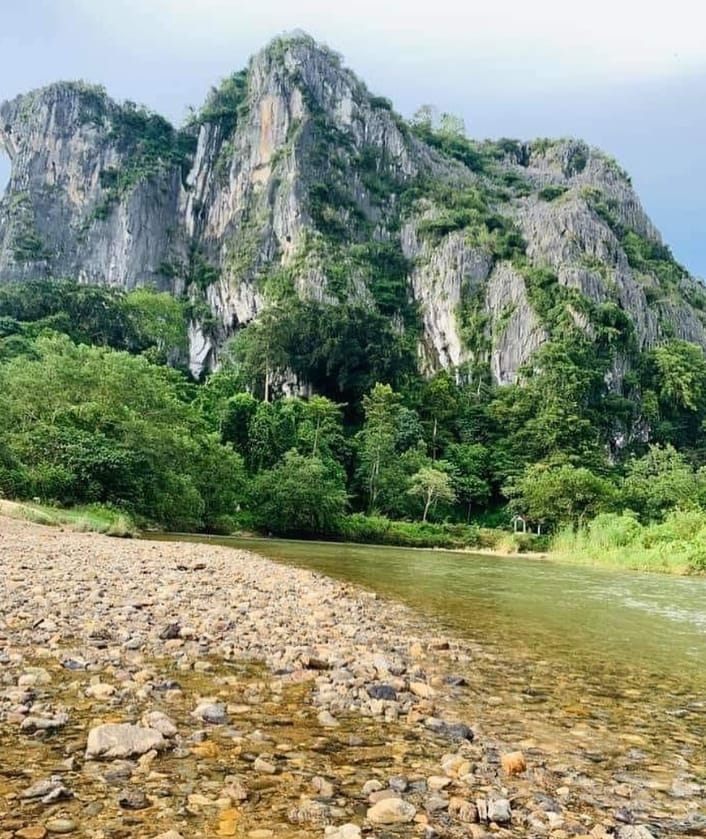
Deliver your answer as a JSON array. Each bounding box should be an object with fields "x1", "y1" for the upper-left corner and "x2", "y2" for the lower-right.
[{"x1": 1, "y1": 32, "x2": 704, "y2": 380}]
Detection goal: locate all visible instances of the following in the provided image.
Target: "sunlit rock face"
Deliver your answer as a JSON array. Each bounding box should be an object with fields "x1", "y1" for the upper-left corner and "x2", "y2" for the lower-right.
[{"x1": 1, "y1": 33, "x2": 704, "y2": 379}]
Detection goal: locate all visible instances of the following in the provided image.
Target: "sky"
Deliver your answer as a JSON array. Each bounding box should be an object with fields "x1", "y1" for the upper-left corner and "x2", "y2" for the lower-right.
[{"x1": 1, "y1": 0, "x2": 704, "y2": 275}]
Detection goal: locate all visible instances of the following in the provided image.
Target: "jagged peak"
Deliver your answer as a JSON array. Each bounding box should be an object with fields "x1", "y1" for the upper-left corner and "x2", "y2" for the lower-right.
[
  {"x1": 256, "y1": 30, "x2": 345, "y2": 69},
  {"x1": 0, "y1": 80, "x2": 111, "y2": 121}
]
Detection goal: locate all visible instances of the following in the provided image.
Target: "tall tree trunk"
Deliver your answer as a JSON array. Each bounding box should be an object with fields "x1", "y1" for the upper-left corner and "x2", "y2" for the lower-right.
[{"x1": 422, "y1": 492, "x2": 432, "y2": 522}]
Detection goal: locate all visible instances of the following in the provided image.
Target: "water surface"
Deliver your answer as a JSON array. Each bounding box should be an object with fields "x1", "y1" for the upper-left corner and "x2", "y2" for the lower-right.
[{"x1": 157, "y1": 535, "x2": 706, "y2": 809}]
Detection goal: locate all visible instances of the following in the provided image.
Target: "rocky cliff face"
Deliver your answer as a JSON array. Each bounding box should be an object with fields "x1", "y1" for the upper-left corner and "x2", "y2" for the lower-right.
[{"x1": 1, "y1": 32, "x2": 704, "y2": 381}]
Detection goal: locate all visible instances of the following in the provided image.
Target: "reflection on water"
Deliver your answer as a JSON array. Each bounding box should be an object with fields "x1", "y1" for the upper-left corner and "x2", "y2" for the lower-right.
[{"x1": 157, "y1": 534, "x2": 706, "y2": 814}]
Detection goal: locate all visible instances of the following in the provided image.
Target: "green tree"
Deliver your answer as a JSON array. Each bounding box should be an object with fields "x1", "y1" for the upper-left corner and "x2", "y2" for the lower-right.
[
  {"x1": 121, "y1": 288, "x2": 188, "y2": 363},
  {"x1": 447, "y1": 442, "x2": 492, "y2": 520},
  {"x1": 419, "y1": 371, "x2": 459, "y2": 460},
  {"x1": 408, "y1": 464, "x2": 457, "y2": 522},
  {"x1": 622, "y1": 444, "x2": 703, "y2": 522},
  {"x1": 355, "y1": 384, "x2": 402, "y2": 513},
  {"x1": 506, "y1": 463, "x2": 616, "y2": 531},
  {"x1": 250, "y1": 450, "x2": 347, "y2": 536},
  {"x1": 0, "y1": 334, "x2": 244, "y2": 529}
]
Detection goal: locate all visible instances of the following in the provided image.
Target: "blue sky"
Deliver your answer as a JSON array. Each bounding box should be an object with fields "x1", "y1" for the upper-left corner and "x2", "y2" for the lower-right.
[{"x1": 1, "y1": 0, "x2": 704, "y2": 276}]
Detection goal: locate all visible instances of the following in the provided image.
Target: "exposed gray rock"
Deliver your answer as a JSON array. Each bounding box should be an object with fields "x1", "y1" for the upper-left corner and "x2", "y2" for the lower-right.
[
  {"x1": 487, "y1": 796, "x2": 512, "y2": 824},
  {"x1": 1, "y1": 33, "x2": 703, "y2": 384},
  {"x1": 85, "y1": 722, "x2": 166, "y2": 759},
  {"x1": 192, "y1": 701, "x2": 228, "y2": 724},
  {"x1": 366, "y1": 796, "x2": 417, "y2": 824},
  {"x1": 616, "y1": 828, "x2": 655, "y2": 839},
  {"x1": 20, "y1": 775, "x2": 72, "y2": 804}
]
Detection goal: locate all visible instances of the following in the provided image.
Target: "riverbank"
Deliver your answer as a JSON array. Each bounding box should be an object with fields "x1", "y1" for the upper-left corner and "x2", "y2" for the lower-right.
[
  {"x1": 1, "y1": 517, "x2": 696, "y2": 839},
  {"x1": 0, "y1": 499, "x2": 136, "y2": 536},
  {"x1": 4, "y1": 497, "x2": 705, "y2": 575}
]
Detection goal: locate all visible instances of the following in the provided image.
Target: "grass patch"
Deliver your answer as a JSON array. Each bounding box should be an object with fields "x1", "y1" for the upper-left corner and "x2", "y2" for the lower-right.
[
  {"x1": 551, "y1": 510, "x2": 706, "y2": 574},
  {"x1": 0, "y1": 500, "x2": 137, "y2": 537}
]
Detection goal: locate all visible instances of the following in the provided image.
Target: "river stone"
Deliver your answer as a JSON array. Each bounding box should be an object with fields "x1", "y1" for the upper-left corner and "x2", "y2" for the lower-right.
[
  {"x1": 318, "y1": 710, "x2": 340, "y2": 727},
  {"x1": 86, "y1": 723, "x2": 166, "y2": 759},
  {"x1": 20, "y1": 776, "x2": 72, "y2": 803},
  {"x1": 325, "y1": 826, "x2": 361, "y2": 839},
  {"x1": 367, "y1": 797, "x2": 416, "y2": 824},
  {"x1": 410, "y1": 681, "x2": 436, "y2": 699},
  {"x1": 449, "y1": 797, "x2": 479, "y2": 823},
  {"x1": 389, "y1": 775, "x2": 408, "y2": 793},
  {"x1": 254, "y1": 756, "x2": 276, "y2": 774},
  {"x1": 367, "y1": 683, "x2": 397, "y2": 701},
  {"x1": 118, "y1": 787, "x2": 150, "y2": 810},
  {"x1": 428, "y1": 775, "x2": 452, "y2": 791},
  {"x1": 142, "y1": 710, "x2": 178, "y2": 737},
  {"x1": 312, "y1": 775, "x2": 335, "y2": 798},
  {"x1": 617, "y1": 829, "x2": 655, "y2": 839},
  {"x1": 192, "y1": 701, "x2": 229, "y2": 724},
  {"x1": 21, "y1": 712, "x2": 69, "y2": 732},
  {"x1": 16, "y1": 827, "x2": 47, "y2": 839},
  {"x1": 487, "y1": 797, "x2": 512, "y2": 823},
  {"x1": 362, "y1": 779, "x2": 384, "y2": 795},
  {"x1": 425, "y1": 794, "x2": 450, "y2": 812},
  {"x1": 45, "y1": 821, "x2": 76, "y2": 835}
]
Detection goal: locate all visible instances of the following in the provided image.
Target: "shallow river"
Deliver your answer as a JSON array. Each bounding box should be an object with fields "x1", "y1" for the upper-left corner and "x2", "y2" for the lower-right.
[{"x1": 161, "y1": 535, "x2": 706, "y2": 808}]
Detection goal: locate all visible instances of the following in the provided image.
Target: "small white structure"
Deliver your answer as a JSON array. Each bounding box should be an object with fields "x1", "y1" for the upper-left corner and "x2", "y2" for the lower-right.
[{"x1": 511, "y1": 515, "x2": 527, "y2": 534}]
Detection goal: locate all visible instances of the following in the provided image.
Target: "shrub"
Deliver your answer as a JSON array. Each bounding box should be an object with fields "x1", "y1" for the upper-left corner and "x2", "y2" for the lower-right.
[{"x1": 538, "y1": 185, "x2": 568, "y2": 202}]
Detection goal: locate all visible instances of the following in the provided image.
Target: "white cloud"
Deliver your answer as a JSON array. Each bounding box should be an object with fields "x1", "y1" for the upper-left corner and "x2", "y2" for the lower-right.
[{"x1": 67, "y1": 0, "x2": 706, "y2": 82}]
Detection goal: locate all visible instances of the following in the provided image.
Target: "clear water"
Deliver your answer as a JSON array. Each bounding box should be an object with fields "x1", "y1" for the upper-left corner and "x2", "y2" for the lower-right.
[
  {"x1": 162, "y1": 536, "x2": 706, "y2": 680},
  {"x1": 156, "y1": 535, "x2": 706, "y2": 811}
]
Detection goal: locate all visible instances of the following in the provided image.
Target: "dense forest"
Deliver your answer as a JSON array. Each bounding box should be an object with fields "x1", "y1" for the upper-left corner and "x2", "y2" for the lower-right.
[{"x1": 2, "y1": 276, "x2": 706, "y2": 572}]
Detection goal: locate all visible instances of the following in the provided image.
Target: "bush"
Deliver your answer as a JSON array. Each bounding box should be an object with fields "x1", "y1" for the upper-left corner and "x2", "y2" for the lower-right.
[
  {"x1": 538, "y1": 185, "x2": 568, "y2": 202},
  {"x1": 337, "y1": 514, "x2": 480, "y2": 549}
]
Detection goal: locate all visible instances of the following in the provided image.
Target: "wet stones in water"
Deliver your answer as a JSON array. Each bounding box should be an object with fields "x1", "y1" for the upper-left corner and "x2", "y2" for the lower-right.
[
  {"x1": 20, "y1": 776, "x2": 72, "y2": 804},
  {"x1": 367, "y1": 683, "x2": 397, "y2": 701},
  {"x1": 142, "y1": 710, "x2": 178, "y2": 738},
  {"x1": 15, "y1": 827, "x2": 48, "y2": 839},
  {"x1": 20, "y1": 712, "x2": 69, "y2": 732},
  {"x1": 118, "y1": 787, "x2": 150, "y2": 810},
  {"x1": 424, "y1": 794, "x2": 450, "y2": 812},
  {"x1": 317, "y1": 710, "x2": 339, "y2": 728},
  {"x1": 287, "y1": 801, "x2": 334, "y2": 825},
  {"x1": 501, "y1": 750, "x2": 527, "y2": 775},
  {"x1": 253, "y1": 756, "x2": 277, "y2": 774},
  {"x1": 192, "y1": 701, "x2": 229, "y2": 724},
  {"x1": 312, "y1": 775, "x2": 335, "y2": 798},
  {"x1": 61, "y1": 658, "x2": 86, "y2": 671},
  {"x1": 102, "y1": 761, "x2": 135, "y2": 786},
  {"x1": 153, "y1": 679, "x2": 181, "y2": 692},
  {"x1": 448, "y1": 797, "x2": 479, "y2": 823},
  {"x1": 424, "y1": 718, "x2": 474, "y2": 741},
  {"x1": 362, "y1": 779, "x2": 384, "y2": 795},
  {"x1": 388, "y1": 775, "x2": 408, "y2": 793}
]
